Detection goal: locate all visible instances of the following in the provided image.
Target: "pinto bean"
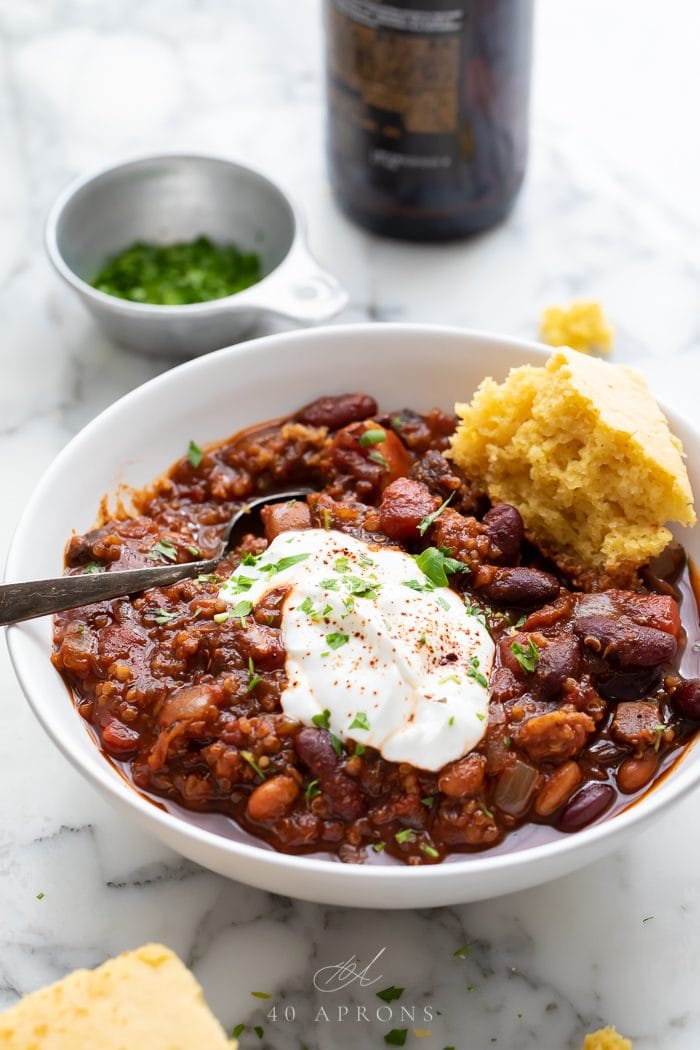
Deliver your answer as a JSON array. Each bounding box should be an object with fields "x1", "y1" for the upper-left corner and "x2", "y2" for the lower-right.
[
  {"x1": 298, "y1": 393, "x2": 378, "y2": 430},
  {"x1": 477, "y1": 567, "x2": 560, "y2": 607},
  {"x1": 575, "y1": 615, "x2": 676, "y2": 668},
  {"x1": 246, "y1": 775, "x2": 300, "y2": 822},
  {"x1": 534, "y1": 761, "x2": 582, "y2": 816},
  {"x1": 260, "y1": 500, "x2": 311, "y2": 542},
  {"x1": 482, "y1": 504, "x2": 524, "y2": 564},
  {"x1": 438, "y1": 754, "x2": 486, "y2": 798},
  {"x1": 159, "y1": 684, "x2": 220, "y2": 727},
  {"x1": 536, "y1": 635, "x2": 581, "y2": 698},
  {"x1": 294, "y1": 728, "x2": 365, "y2": 820},
  {"x1": 379, "y1": 477, "x2": 440, "y2": 541},
  {"x1": 616, "y1": 752, "x2": 658, "y2": 794}
]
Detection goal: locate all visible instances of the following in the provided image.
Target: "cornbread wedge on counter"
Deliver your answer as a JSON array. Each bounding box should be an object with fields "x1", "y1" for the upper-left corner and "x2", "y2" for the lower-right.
[
  {"x1": 0, "y1": 943, "x2": 235, "y2": 1050},
  {"x1": 581, "y1": 1026, "x2": 632, "y2": 1050},
  {"x1": 450, "y1": 348, "x2": 695, "y2": 587}
]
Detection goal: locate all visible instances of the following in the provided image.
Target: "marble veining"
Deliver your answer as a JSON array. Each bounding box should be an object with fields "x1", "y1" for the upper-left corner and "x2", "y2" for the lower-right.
[{"x1": 1, "y1": 1, "x2": 699, "y2": 1048}]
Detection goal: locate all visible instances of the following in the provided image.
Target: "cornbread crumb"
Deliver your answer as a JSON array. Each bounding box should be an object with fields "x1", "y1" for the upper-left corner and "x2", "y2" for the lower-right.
[
  {"x1": 541, "y1": 300, "x2": 613, "y2": 355},
  {"x1": 0, "y1": 943, "x2": 235, "y2": 1050},
  {"x1": 450, "y1": 348, "x2": 695, "y2": 585},
  {"x1": 582, "y1": 1026, "x2": 632, "y2": 1050}
]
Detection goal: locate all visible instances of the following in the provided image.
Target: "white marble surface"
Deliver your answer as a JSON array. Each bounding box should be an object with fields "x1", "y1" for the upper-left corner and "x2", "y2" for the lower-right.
[{"x1": 1, "y1": 2, "x2": 700, "y2": 1048}]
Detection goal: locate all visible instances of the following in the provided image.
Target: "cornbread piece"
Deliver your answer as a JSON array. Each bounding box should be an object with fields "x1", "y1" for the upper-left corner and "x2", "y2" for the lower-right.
[
  {"x1": 581, "y1": 1026, "x2": 632, "y2": 1050},
  {"x1": 0, "y1": 943, "x2": 234, "y2": 1050},
  {"x1": 540, "y1": 299, "x2": 614, "y2": 355},
  {"x1": 450, "y1": 349, "x2": 695, "y2": 586}
]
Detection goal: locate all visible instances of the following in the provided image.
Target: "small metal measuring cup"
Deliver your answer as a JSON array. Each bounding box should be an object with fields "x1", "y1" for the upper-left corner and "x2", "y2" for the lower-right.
[{"x1": 45, "y1": 153, "x2": 348, "y2": 357}]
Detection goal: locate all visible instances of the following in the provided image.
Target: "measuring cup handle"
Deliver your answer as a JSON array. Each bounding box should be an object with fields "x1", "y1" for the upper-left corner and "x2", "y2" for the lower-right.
[{"x1": 243, "y1": 240, "x2": 348, "y2": 324}]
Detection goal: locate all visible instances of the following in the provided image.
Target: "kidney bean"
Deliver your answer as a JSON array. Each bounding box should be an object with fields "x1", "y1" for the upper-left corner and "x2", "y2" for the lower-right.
[
  {"x1": 260, "y1": 500, "x2": 311, "y2": 542},
  {"x1": 672, "y1": 678, "x2": 700, "y2": 720},
  {"x1": 246, "y1": 775, "x2": 300, "y2": 822},
  {"x1": 482, "y1": 504, "x2": 524, "y2": 564},
  {"x1": 575, "y1": 615, "x2": 676, "y2": 668},
  {"x1": 294, "y1": 728, "x2": 365, "y2": 820},
  {"x1": 534, "y1": 761, "x2": 582, "y2": 817},
  {"x1": 297, "y1": 393, "x2": 378, "y2": 430},
  {"x1": 616, "y1": 752, "x2": 658, "y2": 794},
  {"x1": 379, "y1": 477, "x2": 440, "y2": 540},
  {"x1": 556, "y1": 783, "x2": 615, "y2": 833},
  {"x1": 597, "y1": 667, "x2": 661, "y2": 702},
  {"x1": 536, "y1": 636, "x2": 581, "y2": 698},
  {"x1": 477, "y1": 567, "x2": 560, "y2": 607}
]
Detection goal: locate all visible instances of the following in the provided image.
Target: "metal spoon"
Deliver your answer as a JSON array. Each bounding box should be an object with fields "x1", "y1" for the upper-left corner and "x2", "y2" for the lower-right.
[{"x1": 0, "y1": 489, "x2": 311, "y2": 627}]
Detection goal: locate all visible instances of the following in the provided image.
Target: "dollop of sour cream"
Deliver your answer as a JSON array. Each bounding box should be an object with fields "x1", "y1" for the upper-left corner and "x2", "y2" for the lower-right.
[{"x1": 219, "y1": 529, "x2": 494, "y2": 772}]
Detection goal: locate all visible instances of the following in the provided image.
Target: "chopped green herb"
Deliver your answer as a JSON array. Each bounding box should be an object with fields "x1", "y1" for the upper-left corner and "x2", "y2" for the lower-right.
[
  {"x1": 322, "y1": 603, "x2": 333, "y2": 617},
  {"x1": 439, "y1": 673, "x2": 461, "y2": 685},
  {"x1": 321, "y1": 508, "x2": 332, "y2": 530},
  {"x1": 369, "y1": 450, "x2": 390, "y2": 469},
  {"x1": 418, "y1": 634, "x2": 427, "y2": 646},
  {"x1": 514, "y1": 614, "x2": 528, "y2": 628},
  {"x1": 464, "y1": 601, "x2": 487, "y2": 626},
  {"x1": 36, "y1": 891, "x2": 45, "y2": 900},
  {"x1": 345, "y1": 575, "x2": 382, "y2": 599},
  {"x1": 334, "y1": 556, "x2": 350, "y2": 573},
  {"x1": 247, "y1": 657, "x2": 262, "y2": 692},
  {"x1": 511, "y1": 638, "x2": 539, "y2": 673},
  {"x1": 642, "y1": 915, "x2": 653, "y2": 923},
  {"x1": 376, "y1": 986, "x2": 404, "y2": 1003},
  {"x1": 420, "y1": 843, "x2": 439, "y2": 858},
  {"x1": 312, "y1": 709, "x2": 332, "y2": 729},
  {"x1": 321, "y1": 577, "x2": 340, "y2": 590},
  {"x1": 90, "y1": 235, "x2": 262, "y2": 306},
  {"x1": 454, "y1": 944, "x2": 471, "y2": 958},
  {"x1": 384, "y1": 1029, "x2": 408, "y2": 1046},
  {"x1": 241, "y1": 552, "x2": 260, "y2": 567},
  {"x1": 354, "y1": 742, "x2": 366, "y2": 756},
  {"x1": 349, "y1": 711, "x2": 370, "y2": 731},
  {"x1": 358, "y1": 554, "x2": 375, "y2": 567},
  {"x1": 187, "y1": 440, "x2": 203, "y2": 468},
  {"x1": 467, "y1": 656, "x2": 489, "y2": 689},
  {"x1": 251, "y1": 991, "x2": 271, "y2": 999},
  {"x1": 436, "y1": 595, "x2": 450, "y2": 611},
  {"x1": 150, "y1": 538, "x2": 178, "y2": 563},
  {"x1": 153, "y1": 608, "x2": 179, "y2": 625},
  {"x1": 421, "y1": 795, "x2": 436, "y2": 807},
  {"x1": 241, "y1": 751, "x2": 266, "y2": 780},
  {"x1": 481, "y1": 805, "x2": 494, "y2": 819},
  {"x1": 232, "y1": 1024, "x2": 246, "y2": 1038},
  {"x1": 195, "y1": 573, "x2": 221, "y2": 584},
  {"x1": 329, "y1": 733, "x2": 344, "y2": 757},
  {"x1": 417, "y1": 492, "x2": 455, "y2": 536},
  {"x1": 395, "y1": 828, "x2": 415, "y2": 845},
  {"x1": 504, "y1": 735, "x2": 512, "y2": 748},
  {"x1": 372, "y1": 841, "x2": 386, "y2": 852},
  {"x1": 448, "y1": 715, "x2": 455, "y2": 726},
  {"x1": 403, "y1": 578, "x2": 435, "y2": 593},
  {"x1": 230, "y1": 574, "x2": 255, "y2": 594},
  {"x1": 299, "y1": 596, "x2": 318, "y2": 619},
  {"x1": 358, "y1": 429, "x2": 386, "y2": 447},
  {"x1": 305, "y1": 778, "x2": 321, "y2": 801},
  {"x1": 653, "y1": 724, "x2": 667, "y2": 752},
  {"x1": 76, "y1": 624, "x2": 85, "y2": 634},
  {"x1": 414, "y1": 546, "x2": 469, "y2": 588},
  {"x1": 82, "y1": 562, "x2": 105, "y2": 574},
  {"x1": 253, "y1": 1027, "x2": 264, "y2": 1041},
  {"x1": 186, "y1": 544, "x2": 202, "y2": 557},
  {"x1": 475, "y1": 712, "x2": 486, "y2": 722},
  {"x1": 274, "y1": 552, "x2": 310, "y2": 573},
  {"x1": 326, "y1": 632, "x2": 349, "y2": 650},
  {"x1": 213, "y1": 611, "x2": 230, "y2": 624},
  {"x1": 342, "y1": 595, "x2": 356, "y2": 614}
]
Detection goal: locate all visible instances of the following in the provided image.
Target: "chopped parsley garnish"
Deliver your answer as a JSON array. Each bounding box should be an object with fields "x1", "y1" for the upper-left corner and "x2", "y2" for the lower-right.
[
  {"x1": 250, "y1": 991, "x2": 271, "y2": 999},
  {"x1": 439, "y1": 673, "x2": 461, "y2": 686},
  {"x1": 418, "y1": 634, "x2": 427, "y2": 646},
  {"x1": 153, "y1": 608, "x2": 179, "y2": 625},
  {"x1": 213, "y1": 611, "x2": 230, "y2": 624},
  {"x1": 464, "y1": 601, "x2": 487, "y2": 627},
  {"x1": 149, "y1": 538, "x2": 178, "y2": 563},
  {"x1": 417, "y1": 492, "x2": 455, "y2": 536},
  {"x1": 475, "y1": 712, "x2": 486, "y2": 722},
  {"x1": 420, "y1": 843, "x2": 439, "y2": 858},
  {"x1": 436, "y1": 595, "x2": 450, "y2": 611},
  {"x1": 195, "y1": 573, "x2": 220, "y2": 584},
  {"x1": 355, "y1": 742, "x2": 366, "y2": 756},
  {"x1": 345, "y1": 575, "x2": 381, "y2": 599},
  {"x1": 299, "y1": 596, "x2": 318, "y2": 619},
  {"x1": 358, "y1": 429, "x2": 386, "y2": 447},
  {"x1": 376, "y1": 986, "x2": 404, "y2": 1003},
  {"x1": 322, "y1": 603, "x2": 333, "y2": 617},
  {"x1": 403, "y1": 578, "x2": 435, "y2": 593},
  {"x1": 334, "y1": 556, "x2": 350, "y2": 573},
  {"x1": 448, "y1": 716, "x2": 455, "y2": 726},
  {"x1": 326, "y1": 631, "x2": 349, "y2": 650},
  {"x1": 240, "y1": 750, "x2": 266, "y2": 779},
  {"x1": 232, "y1": 1024, "x2": 246, "y2": 1039},
  {"x1": 321, "y1": 577, "x2": 340, "y2": 590},
  {"x1": 312, "y1": 709, "x2": 332, "y2": 729},
  {"x1": 358, "y1": 554, "x2": 375, "y2": 567},
  {"x1": 481, "y1": 805, "x2": 494, "y2": 819},
  {"x1": 394, "y1": 828, "x2": 416, "y2": 845},
  {"x1": 421, "y1": 796, "x2": 436, "y2": 807},
  {"x1": 329, "y1": 733, "x2": 344, "y2": 757},
  {"x1": 229, "y1": 574, "x2": 255, "y2": 594},
  {"x1": 372, "y1": 841, "x2": 386, "y2": 852},
  {"x1": 186, "y1": 544, "x2": 202, "y2": 557},
  {"x1": 261, "y1": 551, "x2": 309, "y2": 574},
  {"x1": 384, "y1": 1029, "x2": 408, "y2": 1046},
  {"x1": 305, "y1": 778, "x2": 321, "y2": 801},
  {"x1": 82, "y1": 562, "x2": 105, "y2": 574},
  {"x1": 511, "y1": 638, "x2": 540, "y2": 673},
  {"x1": 653, "y1": 723, "x2": 667, "y2": 752},
  {"x1": 187, "y1": 440, "x2": 203, "y2": 468},
  {"x1": 247, "y1": 657, "x2": 262, "y2": 692},
  {"x1": 349, "y1": 712, "x2": 370, "y2": 731},
  {"x1": 453, "y1": 944, "x2": 471, "y2": 958},
  {"x1": 36, "y1": 891, "x2": 45, "y2": 900},
  {"x1": 413, "y1": 546, "x2": 470, "y2": 588},
  {"x1": 343, "y1": 595, "x2": 356, "y2": 614},
  {"x1": 254, "y1": 1027, "x2": 264, "y2": 1040},
  {"x1": 514, "y1": 613, "x2": 528, "y2": 628},
  {"x1": 368, "y1": 450, "x2": 389, "y2": 469},
  {"x1": 467, "y1": 656, "x2": 489, "y2": 689},
  {"x1": 241, "y1": 552, "x2": 260, "y2": 566}
]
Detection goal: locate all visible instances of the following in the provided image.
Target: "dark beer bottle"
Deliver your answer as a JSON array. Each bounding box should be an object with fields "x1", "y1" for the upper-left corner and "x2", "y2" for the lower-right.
[{"x1": 324, "y1": 0, "x2": 533, "y2": 241}]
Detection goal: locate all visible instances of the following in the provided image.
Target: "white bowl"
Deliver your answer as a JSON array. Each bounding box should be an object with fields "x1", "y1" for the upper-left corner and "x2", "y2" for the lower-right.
[{"x1": 6, "y1": 324, "x2": 700, "y2": 908}]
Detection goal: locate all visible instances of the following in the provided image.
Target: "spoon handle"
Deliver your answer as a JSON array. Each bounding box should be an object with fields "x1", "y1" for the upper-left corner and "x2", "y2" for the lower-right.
[{"x1": 0, "y1": 560, "x2": 214, "y2": 627}]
